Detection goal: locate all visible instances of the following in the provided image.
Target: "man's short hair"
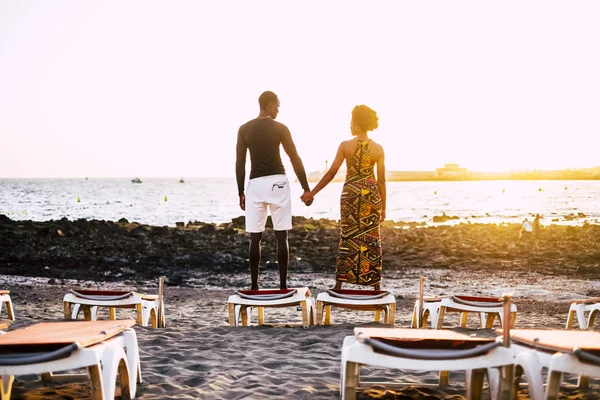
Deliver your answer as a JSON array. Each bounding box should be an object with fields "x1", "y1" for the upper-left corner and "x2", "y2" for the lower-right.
[{"x1": 259, "y1": 91, "x2": 278, "y2": 110}]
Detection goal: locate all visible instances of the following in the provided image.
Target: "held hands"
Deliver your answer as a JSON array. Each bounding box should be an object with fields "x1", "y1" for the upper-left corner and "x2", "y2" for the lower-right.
[{"x1": 300, "y1": 191, "x2": 314, "y2": 206}]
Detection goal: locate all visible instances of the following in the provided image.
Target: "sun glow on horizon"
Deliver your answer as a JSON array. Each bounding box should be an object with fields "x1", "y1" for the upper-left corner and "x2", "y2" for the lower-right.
[{"x1": 1, "y1": 1, "x2": 599, "y2": 179}]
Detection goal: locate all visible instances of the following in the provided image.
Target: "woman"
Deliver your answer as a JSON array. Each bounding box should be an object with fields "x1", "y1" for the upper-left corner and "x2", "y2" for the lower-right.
[{"x1": 301, "y1": 105, "x2": 386, "y2": 290}]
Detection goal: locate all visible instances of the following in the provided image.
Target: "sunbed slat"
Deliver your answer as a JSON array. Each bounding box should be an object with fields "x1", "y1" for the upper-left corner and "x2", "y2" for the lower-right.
[
  {"x1": 355, "y1": 328, "x2": 495, "y2": 342},
  {"x1": 505, "y1": 329, "x2": 600, "y2": 352},
  {"x1": 0, "y1": 320, "x2": 135, "y2": 348}
]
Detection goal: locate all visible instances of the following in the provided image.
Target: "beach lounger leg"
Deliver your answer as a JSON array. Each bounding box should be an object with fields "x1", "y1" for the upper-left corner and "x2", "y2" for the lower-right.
[
  {"x1": 341, "y1": 361, "x2": 359, "y2": 400},
  {"x1": 240, "y1": 307, "x2": 250, "y2": 326},
  {"x1": 544, "y1": 369, "x2": 563, "y2": 400},
  {"x1": 142, "y1": 302, "x2": 156, "y2": 327},
  {"x1": 515, "y1": 351, "x2": 544, "y2": 400},
  {"x1": 316, "y1": 300, "x2": 324, "y2": 326},
  {"x1": 3, "y1": 299, "x2": 14, "y2": 321},
  {"x1": 436, "y1": 306, "x2": 446, "y2": 329},
  {"x1": 82, "y1": 305, "x2": 93, "y2": 321},
  {"x1": 122, "y1": 329, "x2": 142, "y2": 385},
  {"x1": 109, "y1": 307, "x2": 116, "y2": 320},
  {"x1": 422, "y1": 309, "x2": 430, "y2": 328},
  {"x1": 510, "y1": 312, "x2": 517, "y2": 328},
  {"x1": 486, "y1": 313, "x2": 497, "y2": 329},
  {"x1": 324, "y1": 305, "x2": 332, "y2": 326},
  {"x1": 374, "y1": 309, "x2": 381, "y2": 323},
  {"x1": 497, "y1": 365, "x2": 515, "y2": 400},
  {"x1": 439, "y1": 370, "x2": 449, "y2": 387},
  {"x1": 465, "y1": 368, "x2": 485, "y2": 400},
  {"x1": 151, "y1": 308, "x2": 158, "y2": 328},
  {"x1": 64, "y1": 301, "x2": 73, "y2": 320},
  {"x1": 101, "y1": 346, "x2": 133, "y2": 400},
  {"x1": 87, "y1": 363, "x2": 106, "y2": 400},
  {"x1": 460, "y1": 312, "x2": 468, "y2": 328},
  {"x1": 136, "y1": 303, "x2": 145, "y2": 326},
  {"x1": 576, "y1": 304, "x2": 587, "y2": 329},
  {"x1": 228, "y1": 303, "x2": 235, "y2": 326},
  {"x1": 477, "y1": 312, "x2": 487, "y2": 329},
  {"x1": 258, "y1": 307, "x2": 264, "y2": 325},
  {"x1": 587, "y1": 309, "x2": 598, "y2": 329},
  {"x1": 1, "y1": 375, "x2": 14, "y2": 400},
  {"x1": 389, "y1": 303, "x2": 395, "y2": 325},
  {"x1": 566, "y1": 305, "x2": 576, "y2": 328},
  {"x1": 411, "y1": 303, "x2": 418, "y2": 328},
  {"x1": 577, "y1": 375, "x2": 590, "y2": 388},
  {"x1": 301, "y1": 301, "x2": 310, "y2": 328}
]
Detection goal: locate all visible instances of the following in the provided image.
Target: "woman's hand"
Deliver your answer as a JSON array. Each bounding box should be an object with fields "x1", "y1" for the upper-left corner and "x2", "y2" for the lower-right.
[
  {"x1": 300, "y1": 191, "x2": 314, "y2": 206},
  {"x1": 380, "y1": 209, "x2": 386, "y2": 222}
]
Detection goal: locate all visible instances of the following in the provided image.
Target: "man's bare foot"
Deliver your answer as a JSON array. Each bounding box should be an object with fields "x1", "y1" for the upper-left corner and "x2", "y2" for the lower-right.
[
  {"x1": 251, "y1": 286, "x2": 259, "y2": 291},
  {"x1": 374, "y1": 284, "x2": 381, "y2": 291},
  {"x1": 280, "y1": 285, "x2": 288, "y2": 290}
]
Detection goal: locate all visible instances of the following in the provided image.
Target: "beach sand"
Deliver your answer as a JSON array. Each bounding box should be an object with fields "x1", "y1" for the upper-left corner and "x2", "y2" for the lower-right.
[{"x1": 3, "y1": 267, "x2": 600, "y2": 400}]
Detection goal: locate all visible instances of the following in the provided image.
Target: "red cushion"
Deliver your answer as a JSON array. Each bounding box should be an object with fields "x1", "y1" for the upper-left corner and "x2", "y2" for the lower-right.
[
  {"x1": 237, "y1": 289, "x2": 294, "y2": 295},
  {"x1": 455, "y1": 295, "x2": 501, "y2": 302},
  {"x1": 330, "y1": 289, "x2": 388, "y2": 296}
]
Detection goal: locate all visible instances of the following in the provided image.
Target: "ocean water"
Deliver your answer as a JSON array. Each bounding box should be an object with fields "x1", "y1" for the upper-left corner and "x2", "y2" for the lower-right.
[{"x1": 1, "y1": 178, "x2": 598, "y2": 227}]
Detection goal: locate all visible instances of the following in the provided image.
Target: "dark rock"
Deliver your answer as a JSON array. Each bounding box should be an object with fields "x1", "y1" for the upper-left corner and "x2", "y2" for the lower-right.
[
  {"x1": 0, "y1": 215, "x2": 13, "y2": 225},
  {"x1": 118, "y1": 218, "x2": 129, "y2": 224},
  {"x1": 175, "y1": 222, "x2": 185, "y2": 227},
  {"x1": 48, "y1": 278, "x2": 57, "y2": 284},
  {"x1": 166, "y1": 272, "x2": 183, "y2": 286}
]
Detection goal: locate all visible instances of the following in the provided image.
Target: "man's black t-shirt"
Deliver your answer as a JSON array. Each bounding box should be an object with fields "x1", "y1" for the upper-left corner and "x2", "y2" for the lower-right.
[{"x1": 236, "y1": 118, "x2": 309, "y2": 196}]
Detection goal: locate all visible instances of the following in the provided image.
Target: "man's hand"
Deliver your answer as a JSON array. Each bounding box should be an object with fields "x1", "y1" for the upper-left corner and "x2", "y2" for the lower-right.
[
  {"x1": 239, "y1": 194, "x2": 245, "y2": 211},
  {"x1": 300, "y1": 191, "x2": 314, "y2": 206}
]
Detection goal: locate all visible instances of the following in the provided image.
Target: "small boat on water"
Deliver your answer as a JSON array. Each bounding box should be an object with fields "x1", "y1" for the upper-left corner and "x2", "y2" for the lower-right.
[
  {"x1": 179, "y1": 178, "x2": 185, "y2": 183},
  {"x1": 132, "y1": 177, "x2": 142, "y2": 184}
]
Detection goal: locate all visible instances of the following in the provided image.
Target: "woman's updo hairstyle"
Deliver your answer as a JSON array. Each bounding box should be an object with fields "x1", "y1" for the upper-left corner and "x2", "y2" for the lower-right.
[{"x1": 352, "y1": 105, "x2": 379, "y2": 132}]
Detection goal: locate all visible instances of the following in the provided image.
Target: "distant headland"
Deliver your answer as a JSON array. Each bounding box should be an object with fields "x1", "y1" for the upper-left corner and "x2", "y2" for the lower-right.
[{"x1": 306, "y1": 163, "x2": 600, "y2": 182}]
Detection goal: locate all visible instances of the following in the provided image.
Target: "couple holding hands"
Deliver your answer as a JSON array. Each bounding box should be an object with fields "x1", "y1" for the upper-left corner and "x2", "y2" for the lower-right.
[{"x1": 235, "y1": 91, "x2": 386, "y2": 292}]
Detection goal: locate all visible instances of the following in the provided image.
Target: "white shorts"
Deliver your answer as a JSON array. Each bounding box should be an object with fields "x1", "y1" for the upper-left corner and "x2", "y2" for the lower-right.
[{"x1": 245, "y1": 174, "x2": 292, "y2": 233}]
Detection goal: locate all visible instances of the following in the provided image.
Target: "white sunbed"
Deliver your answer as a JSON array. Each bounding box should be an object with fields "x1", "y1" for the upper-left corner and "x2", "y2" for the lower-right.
[
  {"x1": 340, "y1": 327, "x2": 515, "y2": 400},
  {"x1": 509, "y1": 329, "x2": 600, "y2": 400},
  {"x1": 63, "y1": 289, "x2": 165, "y2": 328},
  {"x1": 412, "y1": 295, "x2": 517, "y2": 330},
  {"x1": 0, "y1": 292, "x2": 14, "y2": 322},
  {"x1": 565, "y1": 297, "x2": 600, "y2": 329},
  {"x1": 227, "y1": 288, "x2": 315, "y2": 328},
  {"x1": 0, "y1": 319, "x2": 141, "y2": 400},
  {"x1": 315, "y1": 289, "x2": 396, "y2": 326}
]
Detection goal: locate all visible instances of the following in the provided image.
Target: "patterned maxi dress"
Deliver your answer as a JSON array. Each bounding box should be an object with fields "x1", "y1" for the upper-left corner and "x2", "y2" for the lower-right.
[{"x1": 336, "y1": 139, "x2": 382, "y2": 286}]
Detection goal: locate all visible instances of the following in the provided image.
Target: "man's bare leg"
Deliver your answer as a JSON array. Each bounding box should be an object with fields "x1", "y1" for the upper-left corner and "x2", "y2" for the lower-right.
[
  {"x1": 275, "y1": 230, "x2": 288, "y2": 290},
  {"x1": 249, "y1": 232, "x2": 262, "y2": 290},
  {"x1": 334, "y1": 281, "x2": 342, "y2": 290}
]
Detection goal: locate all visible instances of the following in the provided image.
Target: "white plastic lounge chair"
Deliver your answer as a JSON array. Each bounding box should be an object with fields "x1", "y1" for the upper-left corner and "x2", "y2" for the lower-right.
[
  {"x1": 316, "y1": 289, "x2": 396, "y2": 326},
  {"x1": 412, "y1": 295, "x2": 517, "y2": 329},
  {"x1": 566, "y1": 297, "x2": 600, "y2": 329},
  {"x1": 227, "y1": 288, "x2": 315, "y2": 328},
  {"x1": 0, "y1": 292, "x2": 14, "y2": 321},
  {"x1": 63, "y1": 289, "x2": 165, "y2": 328},
  {"x1": 340, "y1": 327, "x2": 515, "y2": 400},
  {"x1": 0, "y1": 319, "x2": 141, "y2": 400},
  {"x1": 509, "y1": 329, "x2": 600, "y2": 400}
]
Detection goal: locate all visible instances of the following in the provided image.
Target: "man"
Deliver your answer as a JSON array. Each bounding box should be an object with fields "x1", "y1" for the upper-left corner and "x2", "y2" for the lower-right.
[{"x1": 235, "y1": 91, "x2": 311, "y2": 290}]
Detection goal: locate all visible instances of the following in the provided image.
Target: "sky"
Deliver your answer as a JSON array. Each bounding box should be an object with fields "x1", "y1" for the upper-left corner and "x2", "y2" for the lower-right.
[{"x1": 1, "y1": 1, "x2": 599, "y2": 178}]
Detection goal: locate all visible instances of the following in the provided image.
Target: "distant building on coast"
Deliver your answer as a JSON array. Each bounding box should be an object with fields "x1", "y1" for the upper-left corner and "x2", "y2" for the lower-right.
[{"x1": 435, "y1": 163, "x2": 471, "y2": 180}]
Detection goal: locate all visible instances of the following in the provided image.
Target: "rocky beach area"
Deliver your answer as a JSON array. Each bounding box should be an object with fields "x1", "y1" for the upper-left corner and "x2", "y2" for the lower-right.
[{"x1": 1, "y1": 214, "x2": 599, "y2": 286}]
